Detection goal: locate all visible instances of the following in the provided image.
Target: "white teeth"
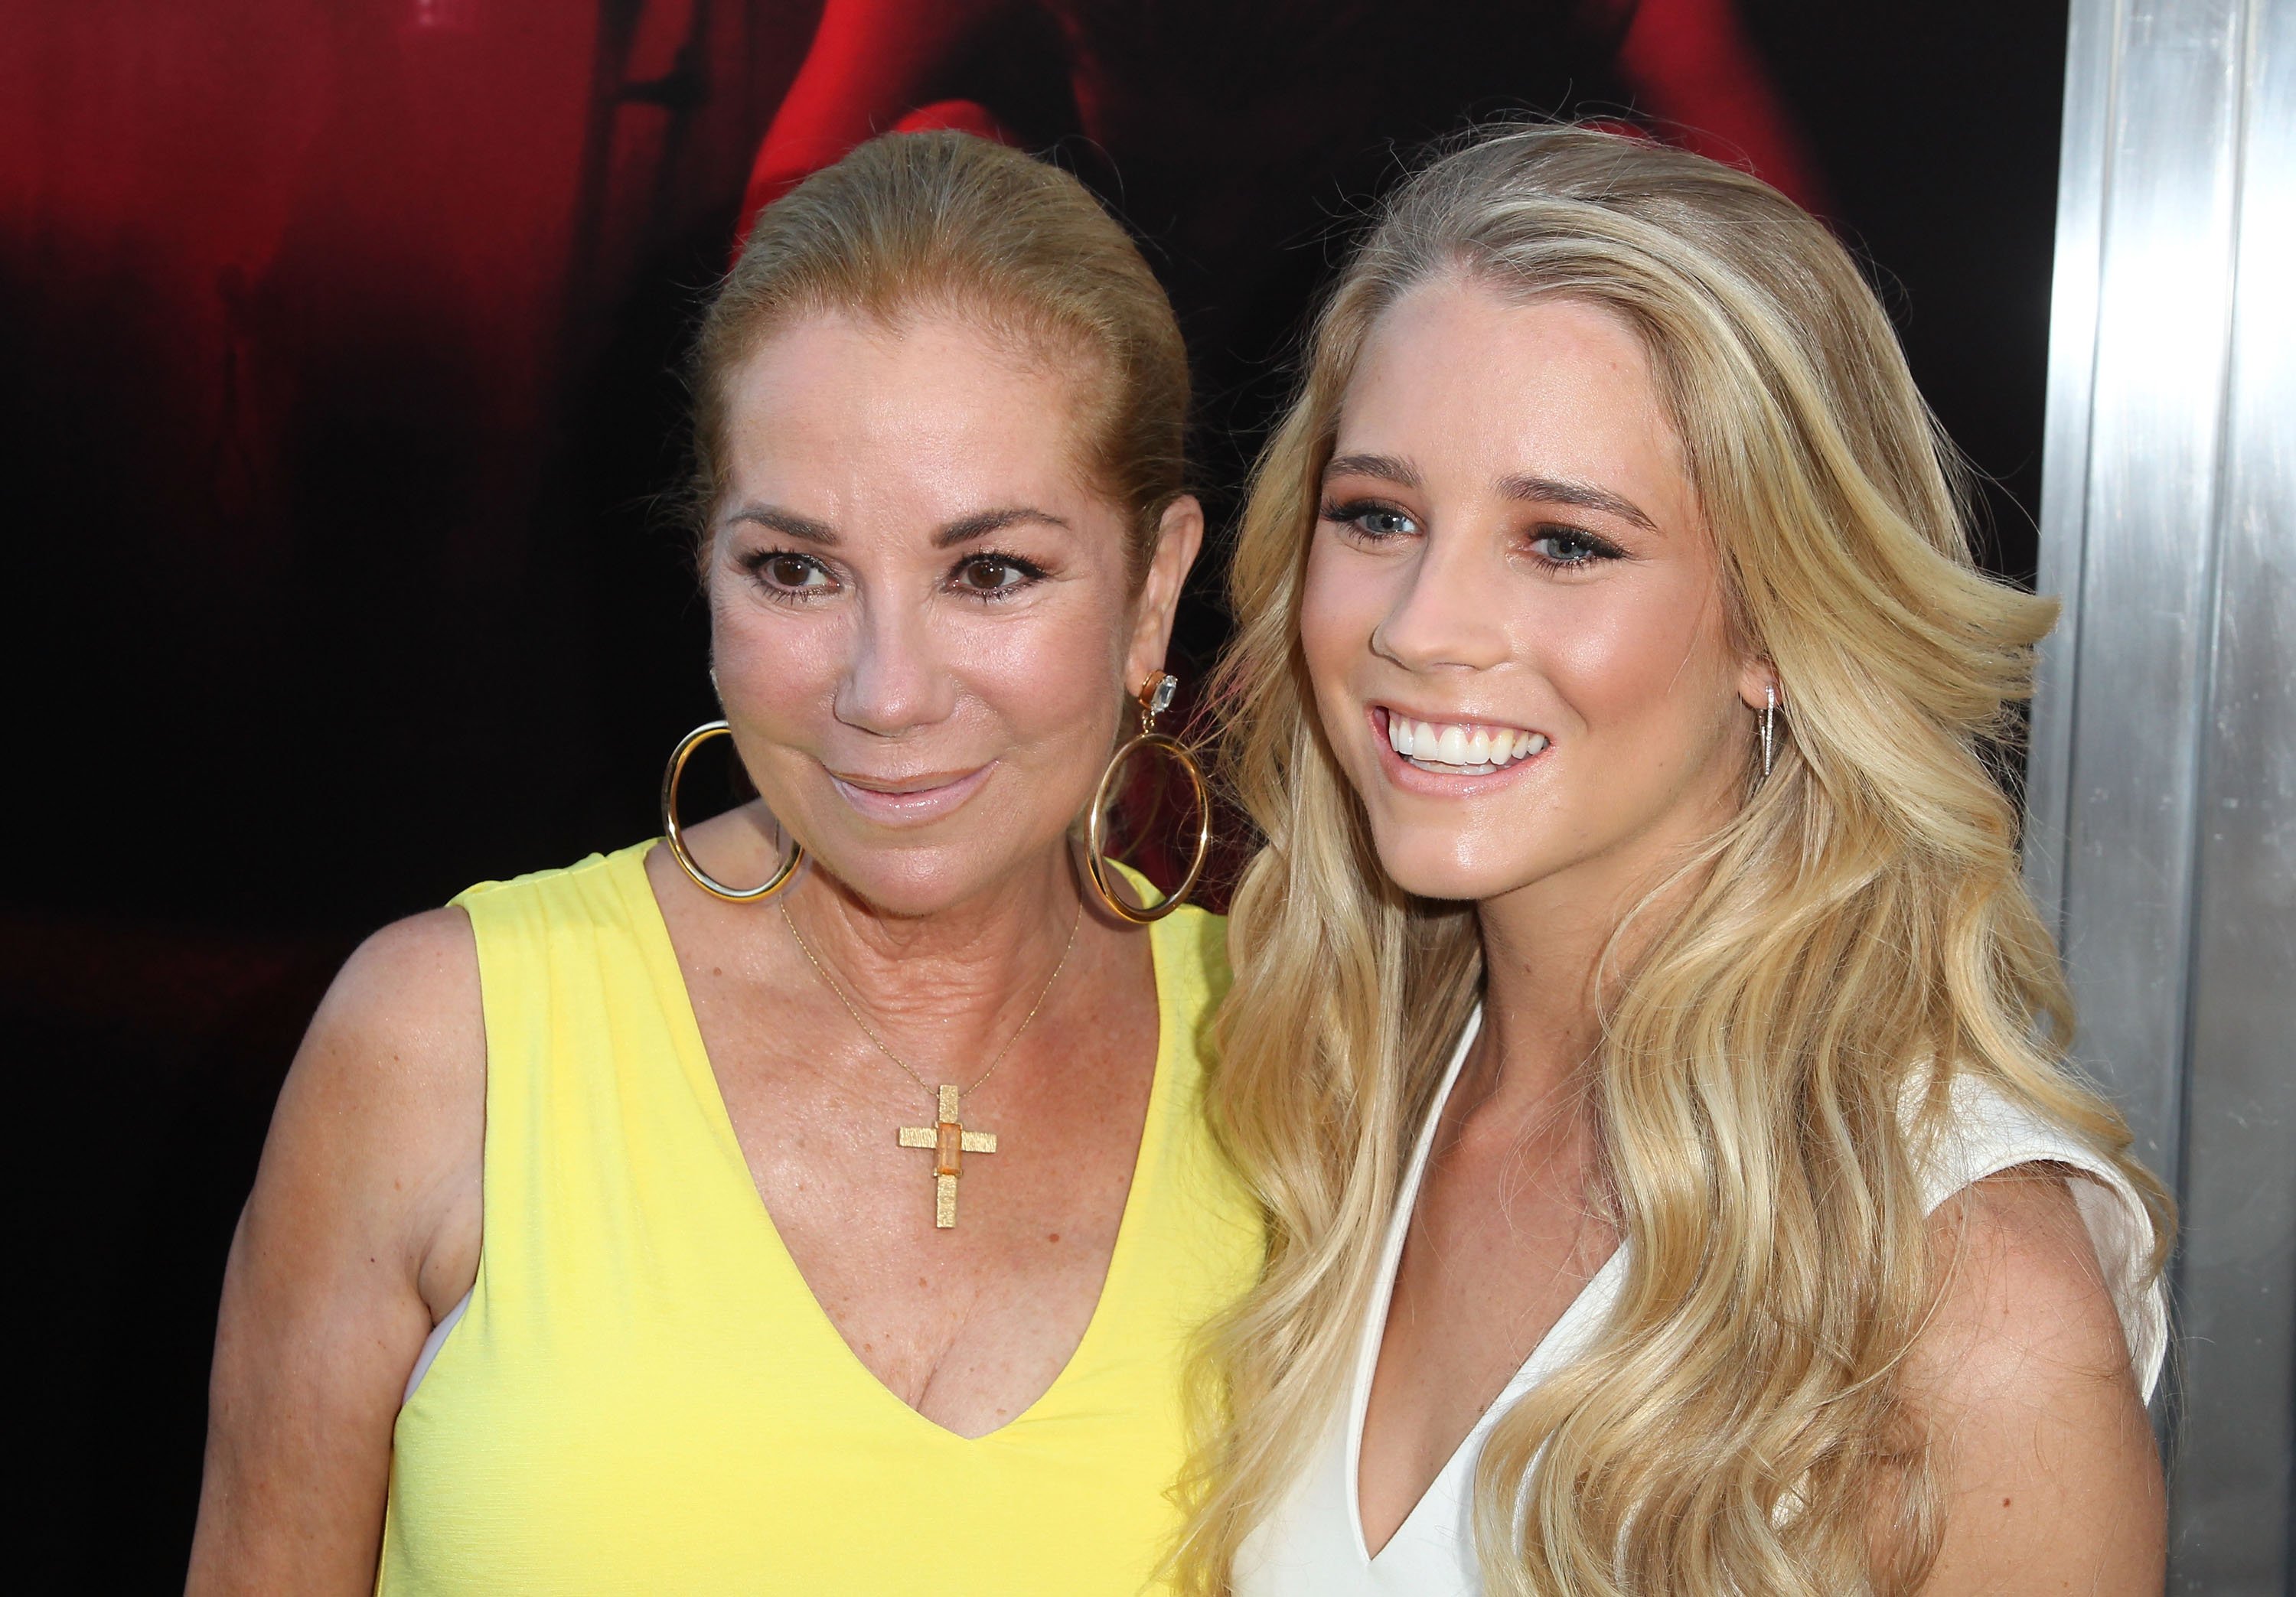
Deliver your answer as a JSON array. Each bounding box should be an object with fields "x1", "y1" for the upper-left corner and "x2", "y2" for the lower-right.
[{"x1": 1382, "y1": 712, "x2": 1548, "y2": 772}]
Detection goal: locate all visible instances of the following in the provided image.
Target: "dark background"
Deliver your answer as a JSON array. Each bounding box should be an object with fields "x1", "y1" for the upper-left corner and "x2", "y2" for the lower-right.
[{"x1": 2, "y1": 1, "x2": 2068, "y2": 1582}]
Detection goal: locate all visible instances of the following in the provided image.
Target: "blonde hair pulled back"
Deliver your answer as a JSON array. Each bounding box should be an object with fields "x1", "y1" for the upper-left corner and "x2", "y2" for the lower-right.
[
  {"x1": 1177, "y1": 125, "x2": 2170, "y2": 1595},
  {"x1": 689, "y1": 131, "x2": 1189, "y2": 582}
]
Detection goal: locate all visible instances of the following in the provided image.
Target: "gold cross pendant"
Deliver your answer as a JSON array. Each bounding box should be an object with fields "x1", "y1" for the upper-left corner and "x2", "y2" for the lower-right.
[{"x1": 897, "y1": 1085, "x2": 998, "y2": 1228}]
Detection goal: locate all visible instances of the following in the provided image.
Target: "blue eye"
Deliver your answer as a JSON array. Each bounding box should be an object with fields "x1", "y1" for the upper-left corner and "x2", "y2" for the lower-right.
[
  {"x1": 1528, "y1": 527, "x2": 1622, "y2": 568},
  {"x1": 1322, "y1": 500, "x2": 1420, "y2": 540}
]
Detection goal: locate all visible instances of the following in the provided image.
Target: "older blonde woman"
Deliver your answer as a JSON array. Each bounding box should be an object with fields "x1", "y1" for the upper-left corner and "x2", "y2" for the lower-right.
[
  {"x1": 189, "y1": 132, "x2": 1255, "y2": 1595},
  {"x1": 1183, "y1": 127, "x2": 2169, "y2": 1595}
]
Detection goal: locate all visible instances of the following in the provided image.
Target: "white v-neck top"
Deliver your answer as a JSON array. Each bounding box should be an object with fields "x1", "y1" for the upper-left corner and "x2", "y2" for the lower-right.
[{"x1": 1235, "y1": 1008, "x2": 2168, "y2": 1596}]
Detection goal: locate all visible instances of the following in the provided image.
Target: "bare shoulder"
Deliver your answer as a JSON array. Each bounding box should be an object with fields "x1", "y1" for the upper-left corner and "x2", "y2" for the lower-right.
[
  {"x1": 1906, "y1": 1166, "x2": 2163, "y2": 1595},
  {"x1": 276, "y1": 908, "x2": 482, "y2": 1170},
  {"x1": 270, "y1": 907, "x2": 486, "y2": 1273},
  {"x1": 188, "y1": 908, "x2": 485, "y2": 1592},
  {"x1": 310, "y1": 904, "x2": 483, "y2": 1065},
  {"x1": 250, "y1": 899, "x2": 484, "y2": 1294}
]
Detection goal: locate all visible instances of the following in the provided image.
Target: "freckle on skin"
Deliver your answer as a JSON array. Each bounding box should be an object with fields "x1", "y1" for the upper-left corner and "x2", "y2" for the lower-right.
[
  {"x1": 1047, "y1": 1233, "x2": 1060, "y2": 1243},
  {"x1": 2001, "y1": 1496, "x2": 2011, "y2": 1507}
]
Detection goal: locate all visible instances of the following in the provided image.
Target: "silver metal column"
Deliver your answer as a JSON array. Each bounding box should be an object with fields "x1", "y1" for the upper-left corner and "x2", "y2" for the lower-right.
[{"x1": 2028, "y1": 0, "x2": 2296, "y2": 1588}]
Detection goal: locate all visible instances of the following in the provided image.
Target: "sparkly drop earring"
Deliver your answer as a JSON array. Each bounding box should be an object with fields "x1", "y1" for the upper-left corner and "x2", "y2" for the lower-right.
[{"x1": 1760, "y1": 684, "x2": 1779, "y2": 779}]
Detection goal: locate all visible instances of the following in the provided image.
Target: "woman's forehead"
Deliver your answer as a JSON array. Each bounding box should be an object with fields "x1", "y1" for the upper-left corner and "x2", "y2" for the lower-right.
[
  {"x1": 712, "y1": 317, "x2": 1120, "y2": 546},
  {"x1": 1334, "y1": 284, "x2": 1691, "y2": 520}
]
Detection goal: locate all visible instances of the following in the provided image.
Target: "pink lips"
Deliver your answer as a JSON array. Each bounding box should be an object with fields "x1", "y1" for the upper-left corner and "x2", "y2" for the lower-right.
[{"x1": 825, "y1": 760, "x2": 996, "y2": 825}]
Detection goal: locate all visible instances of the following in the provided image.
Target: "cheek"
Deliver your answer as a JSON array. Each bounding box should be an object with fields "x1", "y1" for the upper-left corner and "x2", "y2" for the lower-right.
[
  {"x1": 1299, "y1": 541, "x2": 1378, "y2": 700},
  {"x1": 1550, "y1": 601, "x2": 1673, "y2": 712},
  {"x1": 709, "y1": 588, "x2": 843, "y2": 712},
  {"x1": 1540, "y1": 577, "x2": 1737, "y2": 750},
  {"x1": 1297, "y1": 557, "x2": 1365, "y2": 774},
  {"x1": 957, "y1": 605, "x2": 1131, "y2": 745}
]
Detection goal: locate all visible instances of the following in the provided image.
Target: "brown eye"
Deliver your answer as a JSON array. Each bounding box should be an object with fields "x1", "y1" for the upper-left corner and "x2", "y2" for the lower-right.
[
  {"x1": 765, "y1": 554, "x2": 826, "y2": 590},
  {"x1": 951, "y1": 554, "x2": 1041, "y2": 596}
]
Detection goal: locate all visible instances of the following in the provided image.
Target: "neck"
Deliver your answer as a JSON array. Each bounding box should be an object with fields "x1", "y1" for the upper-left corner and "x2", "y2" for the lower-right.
[
  {"x1": 1469, "y1": 829, "x2": 1716, "y2": 1120},
  {"x1": 777, "y1": 844, "x2": 1091, "y2": 1075}
]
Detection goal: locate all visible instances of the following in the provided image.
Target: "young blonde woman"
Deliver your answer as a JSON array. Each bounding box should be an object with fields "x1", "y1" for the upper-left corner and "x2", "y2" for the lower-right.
[{"x1": 1181, "y1": 126, "x2": 2170, "y2": 1595}]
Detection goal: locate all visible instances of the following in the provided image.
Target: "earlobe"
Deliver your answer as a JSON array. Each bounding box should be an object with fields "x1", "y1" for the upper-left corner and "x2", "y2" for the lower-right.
[{"x1": 1738, "y1": 659, "x2": 1781, "y2": 714}]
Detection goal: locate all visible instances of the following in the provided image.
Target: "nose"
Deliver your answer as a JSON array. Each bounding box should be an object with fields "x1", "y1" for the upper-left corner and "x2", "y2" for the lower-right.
[
  {"x1": 1369, "y1": 526, "x2": 1513, "y2": 674},
  {"x1": 833, "y1": 592, "x2": 957, "y2": 735}
]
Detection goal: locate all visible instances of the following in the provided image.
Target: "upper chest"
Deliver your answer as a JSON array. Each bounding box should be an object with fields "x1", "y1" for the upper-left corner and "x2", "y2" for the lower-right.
[
  {"x1": 1378, "y1": 1131, "x2": 1613, "y2": 1395},
  {"x1": 1358, "y1": 1112, "x2": 1615, "y2": 1530},
  {"x1": 673, "y1": 914, "x2": 1167, "y2": 1433}
]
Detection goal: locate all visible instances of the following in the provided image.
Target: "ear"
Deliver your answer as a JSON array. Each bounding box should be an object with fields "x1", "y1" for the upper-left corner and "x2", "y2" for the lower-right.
[
  {"x1": 1123, "y1": 494, "x2": 1206, "y2": 689},
  {"x1": 1737, "y1": 655, "x2": 1780, "y2": 715}
]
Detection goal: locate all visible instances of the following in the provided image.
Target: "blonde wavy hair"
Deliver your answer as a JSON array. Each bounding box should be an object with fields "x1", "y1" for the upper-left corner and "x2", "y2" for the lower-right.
[{"x1": 1175, "y1": 125, "x2": 2172, "y2": 1595}]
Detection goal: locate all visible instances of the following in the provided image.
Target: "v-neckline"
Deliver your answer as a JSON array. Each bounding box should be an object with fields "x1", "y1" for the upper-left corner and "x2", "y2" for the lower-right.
[
  {"x1": 1344, "y1": 1005, "x2": 1629, "y2": 1566},
  {"x1": 625, "y1": 841, "x2": 1178, "y2": 1447}
]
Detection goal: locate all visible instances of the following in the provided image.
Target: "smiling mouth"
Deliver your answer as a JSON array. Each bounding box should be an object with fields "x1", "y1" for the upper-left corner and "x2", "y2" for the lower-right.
[
  {"x1": 1377, "y1": 706, "x2": 1550, "y2": 777},
  {"x1": 823, "y1": 760, "x2": 996, "y2": 824},
  {"x1": 829, "y1": 768, "x2": 982, "y2": 796}
]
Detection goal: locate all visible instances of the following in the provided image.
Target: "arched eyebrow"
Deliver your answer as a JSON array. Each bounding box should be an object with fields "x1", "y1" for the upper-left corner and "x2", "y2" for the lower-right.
[
  {"x1": 1322, "y1": 454, "x2": 1659, "y2": 535},
  {"x1": 1497, "y1": 474, "x2": 1658, "y2": 534},
  {"x1": 932, "y1": 506, "x2": 1071, "y2": 549},
  {"x1": 726, "y1": 504, "x2": 836, "y2": 543},
  {"x1": 721, "y1": 504, "x2": 1070, "y2": 548},
  {"x1": 1323, "y1": 451, "x2": 1422, "y2": 489}
]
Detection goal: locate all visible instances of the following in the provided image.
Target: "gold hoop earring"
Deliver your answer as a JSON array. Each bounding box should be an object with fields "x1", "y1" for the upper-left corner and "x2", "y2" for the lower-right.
[
  {"x1": 1085, "y1": 673, "x2": 1211, "y2": 924},
  {"x1": 660, "y1": 720, "x2": 803, "y2": 901}
]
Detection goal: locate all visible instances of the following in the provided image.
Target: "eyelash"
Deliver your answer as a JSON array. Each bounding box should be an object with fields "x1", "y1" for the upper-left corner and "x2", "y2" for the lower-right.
[
  {"x1": 739, "y1": 548, "x2": 1050, "y2": 604},
  {"x1": 948, "y1": 549, "x2": 1050, "y2": 599},
  {"x1": 1522, "y1": 526, "x2": 1626, "y2": 572},
  {"x1": 1320, "y1": 498, "x2": 1421, "y2": 542},
  {"x1": 1319, "y1": 498, "x2": 1627, "y2": 572}
]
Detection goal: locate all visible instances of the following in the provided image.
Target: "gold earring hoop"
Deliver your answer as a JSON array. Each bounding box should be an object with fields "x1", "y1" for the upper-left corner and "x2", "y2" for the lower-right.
[
  {"x1": 1085, "y1": 673, "x2": 1212, "y2": 924},
  {"x1": 660, "y1": 720, "x2": 803, "y2": 901}
]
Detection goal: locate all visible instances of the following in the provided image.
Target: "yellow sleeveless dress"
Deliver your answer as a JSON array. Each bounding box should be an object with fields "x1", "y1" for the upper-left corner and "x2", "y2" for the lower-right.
[{"x1": 377, "y1": 841, "x2": 1260, "y2": 1595}]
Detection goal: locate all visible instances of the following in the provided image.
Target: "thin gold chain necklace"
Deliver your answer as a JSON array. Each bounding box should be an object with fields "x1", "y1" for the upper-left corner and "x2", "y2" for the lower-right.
[{"x1": 778, "y1": 895, "x2": 1083, "y2": 1228}]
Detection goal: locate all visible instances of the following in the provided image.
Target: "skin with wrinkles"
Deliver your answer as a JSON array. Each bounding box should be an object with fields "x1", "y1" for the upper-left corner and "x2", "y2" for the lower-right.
[{"x1": 187, "y1": 308, "x2": 1205, "y2": 1592}]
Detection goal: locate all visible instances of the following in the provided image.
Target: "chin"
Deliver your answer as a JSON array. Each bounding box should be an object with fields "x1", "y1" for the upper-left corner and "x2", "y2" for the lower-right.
[
  {"x1": 804, "y1": 836, "x2": 1003, "y2": 918},
  {"x1": 1365, "y1": 826, "x2": 1548, "y2": 906}
]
